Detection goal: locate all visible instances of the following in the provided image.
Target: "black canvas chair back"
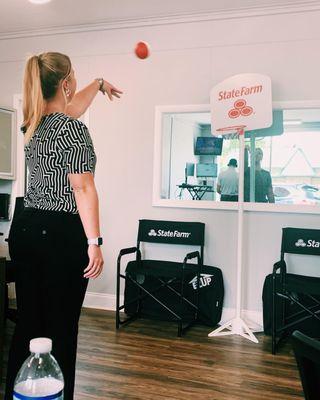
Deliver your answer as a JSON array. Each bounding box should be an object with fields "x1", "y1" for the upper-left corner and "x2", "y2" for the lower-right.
[
  {"x1": 137, "y1": 219, "x2": 205, "y2": 249},
  {"x1": 271, "y1": 227, "x2": 320, "y2": 354},
  {"x1": 281, "y1": 227, "x2": 320, "y2": 258},
  {"x1": 116, "y1": 219, "x2": 205, "y2": 336},
  {"x1": 292, "y1": 330, "x2": 320, "y2": 400}
]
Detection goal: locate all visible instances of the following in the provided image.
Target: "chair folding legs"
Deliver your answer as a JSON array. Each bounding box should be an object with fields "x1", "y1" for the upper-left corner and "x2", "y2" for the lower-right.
[
  {"x1": 116, "y1": 257, "x2": 120, "y2": 329},
  {"x1": 116, "y1": 247, "x2": 139, "y2": 330},
  {"x1": 116, "y1": 273, "x2": 142, "y2": 329},
  {"x1": 272, "y1": 266, "x2": 289, "y2": 354},
  {"x1": 272, "y1": 272, "x2": 286, "y2": 354},
  {"x1": 174, "y1": 251, "x2": 202, "y2": 337},
  {"x1": 119, "y1": 273, "x2": 199, "y2": 336},
  {"x1": 116, "y1": 250, "x2": 202, "y2": 337},
  {"x1": 272, "y1": 287, "x2": 320, "y2": 354}
]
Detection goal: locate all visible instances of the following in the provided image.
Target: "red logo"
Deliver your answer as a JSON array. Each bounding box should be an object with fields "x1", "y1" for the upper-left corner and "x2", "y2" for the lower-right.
[{"x1": 228, "y1": 99, "x2": 253, "y2": 119}]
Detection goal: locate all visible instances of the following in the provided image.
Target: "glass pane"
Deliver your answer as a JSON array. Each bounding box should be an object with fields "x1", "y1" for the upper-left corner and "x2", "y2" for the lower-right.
[
  {"x1": 0, "y1": 110, "x2": 12, "y2": 174},
  {"x1": 244, "y1": 108, "x2": 320, "y2": 205},
  {"x1": 161, "y1": 112, "x2": 239, "y2": 201}
]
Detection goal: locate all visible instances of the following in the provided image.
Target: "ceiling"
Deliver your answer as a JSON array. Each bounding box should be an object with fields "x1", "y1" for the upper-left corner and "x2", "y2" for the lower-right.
[{"x1": 0, "y1": 0, "x2": 316, "y2": 38}]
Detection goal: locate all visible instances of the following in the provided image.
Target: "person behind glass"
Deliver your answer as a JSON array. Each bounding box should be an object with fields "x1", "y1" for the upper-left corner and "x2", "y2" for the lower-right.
[
  {"x1": 217, "y1": 158, "x2": 239, "y2": 202},
  {"x1": 244, "y1": 147, "x2": 275, "y2": 203},
  {"x1": 5, "y1": 52, "x2": 122, "y2": 400}
]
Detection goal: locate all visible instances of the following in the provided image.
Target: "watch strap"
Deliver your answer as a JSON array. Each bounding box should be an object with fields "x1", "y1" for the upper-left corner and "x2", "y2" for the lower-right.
[{"x1": 88, "y1": 237, "x2": 103, "y2": 246}]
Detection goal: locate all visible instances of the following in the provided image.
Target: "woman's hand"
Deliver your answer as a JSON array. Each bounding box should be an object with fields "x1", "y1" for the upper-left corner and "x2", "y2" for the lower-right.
[
  {"x1": 84, "y1": 244, "x2": 104, "y2": 279},
  {"x1": 101, "y1": 80, "x2": 123, "y2": 101}
]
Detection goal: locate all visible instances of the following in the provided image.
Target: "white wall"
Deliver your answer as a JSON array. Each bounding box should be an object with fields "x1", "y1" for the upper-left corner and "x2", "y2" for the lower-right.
[{"x1": 0, "y1": 8, "x2": 320, "y2": 314}]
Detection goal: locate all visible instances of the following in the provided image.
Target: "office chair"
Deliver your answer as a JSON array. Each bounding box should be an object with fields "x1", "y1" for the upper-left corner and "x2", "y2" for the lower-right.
[
  {"x1": 0, "y1": 197, "x2": 24, "y2": 381},
  {"x1": 292, "y1": 330, "x2": 320, "y2": 400},
  {"x1": 116, "y1": 219, "x2": 205, "y2": 336},
  {"x1": 4, "y1": 197, "x2": 25, "y2": 323},
  {"x1": 272, "y1": 227, "x2": 320, "y2": 354},
  {"x1": 0, "y1": 256, "x2": 5, "y2": 381}
]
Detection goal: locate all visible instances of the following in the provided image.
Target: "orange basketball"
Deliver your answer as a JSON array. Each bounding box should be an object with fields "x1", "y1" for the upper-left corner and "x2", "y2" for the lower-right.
[{"x1": 135, "y1": 41, "x2": 150, "y2": 59}]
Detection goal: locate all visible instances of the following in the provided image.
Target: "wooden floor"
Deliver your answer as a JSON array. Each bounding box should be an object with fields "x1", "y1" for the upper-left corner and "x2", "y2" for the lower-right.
[{"x1": 1, "y1": 309, "x2": 303, "y2": 400}]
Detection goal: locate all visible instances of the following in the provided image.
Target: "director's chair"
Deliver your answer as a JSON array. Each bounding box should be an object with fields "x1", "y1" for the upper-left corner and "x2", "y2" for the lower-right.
[
  {"x1": 116, "y1": 219, "x2": 205, "y2": 336},
  {"x1": 292, "y1": 330, "x2": 320, "y2": 400},
  {"x1": 272, "y1": 227, "x2": 320, "y2": 354}
]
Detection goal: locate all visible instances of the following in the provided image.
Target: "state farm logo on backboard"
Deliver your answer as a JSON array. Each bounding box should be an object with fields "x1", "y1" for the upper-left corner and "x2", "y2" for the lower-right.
[
  {"x1": 228, "y1": 99, "x2": 253, "y2": 119},
  {"x1": 210, "y1": 73, "x2": 273, "y2": 134}
]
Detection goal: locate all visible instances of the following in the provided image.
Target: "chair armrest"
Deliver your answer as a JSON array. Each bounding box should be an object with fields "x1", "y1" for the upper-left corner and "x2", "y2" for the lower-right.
[
  {"x1": 184, "y1": 251, "x2": 200, "y2": 262},
  {"x1": 117, "y1": 247, "x2": 140, "y2": 274},
  {"x1": 273, "y1": 260, "x2": 286, "y2": 274},
  {"x1": 183, "y1": 251, "x2": 201, "y2": 270},
  {"x1": 118, "y1": 247, "x2": 138, "y2": 258}
]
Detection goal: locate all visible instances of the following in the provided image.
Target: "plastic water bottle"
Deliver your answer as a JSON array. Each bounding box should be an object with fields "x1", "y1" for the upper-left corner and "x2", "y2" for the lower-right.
[{"x1": 13, "y1": 338, "x2": 64, "y2": 399}]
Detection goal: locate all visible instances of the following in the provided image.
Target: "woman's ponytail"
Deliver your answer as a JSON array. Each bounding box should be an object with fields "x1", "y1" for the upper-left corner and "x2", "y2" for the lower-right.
[
  {"x1": 22, "y1": 55, "x2": 45, "y2": 144},
  {"x1": 22, "y1": 52, "x2": 71, "y2": 143}
]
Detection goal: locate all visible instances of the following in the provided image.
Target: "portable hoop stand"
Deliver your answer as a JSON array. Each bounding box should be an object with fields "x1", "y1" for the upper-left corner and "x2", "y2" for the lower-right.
[{"x1": 208, "y1": 125, "x2": 259, "y2": 343}]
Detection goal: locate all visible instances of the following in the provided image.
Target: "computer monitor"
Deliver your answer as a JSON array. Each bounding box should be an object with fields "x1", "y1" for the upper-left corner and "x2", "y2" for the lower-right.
[
  {"x1": 194, "y1": 136, "x2": 223, "y2": 156},
  {"x1": 196, "y1": 163, "x2": 218, "y2": 178},
  {"x1": 184, "y1": 162, "x2": 195, "y2": 184}
]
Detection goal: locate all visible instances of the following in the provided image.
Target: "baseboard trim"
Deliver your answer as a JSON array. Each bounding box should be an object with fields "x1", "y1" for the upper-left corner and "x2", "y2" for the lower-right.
[
  {"x1": 83, "y1": 292, "x2": 264, "y2": 331},
  {"x1": 83, "y1": 291, "x2": 121, "y2": 310}
]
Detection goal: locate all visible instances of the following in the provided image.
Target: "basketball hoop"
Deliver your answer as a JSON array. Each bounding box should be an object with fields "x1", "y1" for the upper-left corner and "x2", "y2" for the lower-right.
[
  {"x1": 208, "y1": 74, "x2": 273, "y2": 344},
  {"x1": 216, "y1": 125, "x2": 246, "y2": 139}
]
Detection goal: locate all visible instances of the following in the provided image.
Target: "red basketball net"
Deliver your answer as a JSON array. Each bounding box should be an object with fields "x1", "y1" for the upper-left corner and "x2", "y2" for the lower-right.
[{"x1": 216, "y1": 125, "x2": 246, "y2": 136}]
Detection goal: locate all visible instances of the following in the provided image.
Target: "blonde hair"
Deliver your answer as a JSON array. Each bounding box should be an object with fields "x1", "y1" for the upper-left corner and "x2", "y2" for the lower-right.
[{"x1": 22, "y1": 52, "x2": 71, "y2": 143}]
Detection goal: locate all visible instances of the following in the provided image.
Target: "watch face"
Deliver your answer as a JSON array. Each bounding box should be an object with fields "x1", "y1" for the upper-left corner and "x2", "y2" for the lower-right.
[{"x1": 98, "y1": 237, "x2": 103, "y2": 246}]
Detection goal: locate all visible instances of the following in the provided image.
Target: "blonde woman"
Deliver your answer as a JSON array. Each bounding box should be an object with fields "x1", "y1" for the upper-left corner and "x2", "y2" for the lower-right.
[{"x1": 5, "y1": 52, "x2": 122, "y2": 400}]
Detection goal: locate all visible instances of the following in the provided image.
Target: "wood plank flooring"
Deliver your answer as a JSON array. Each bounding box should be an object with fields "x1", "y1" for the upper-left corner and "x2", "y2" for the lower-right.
[{"x1": 1, "y1": 309, "x2": 303, "y2": 399}]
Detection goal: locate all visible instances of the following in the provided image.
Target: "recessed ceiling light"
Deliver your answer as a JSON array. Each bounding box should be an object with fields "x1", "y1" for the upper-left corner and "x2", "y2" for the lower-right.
[{"x1": 29, "y1": 0, "x2": 52, "y2": 4}]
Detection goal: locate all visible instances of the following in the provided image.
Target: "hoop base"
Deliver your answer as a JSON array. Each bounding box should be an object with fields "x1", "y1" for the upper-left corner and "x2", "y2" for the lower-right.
[{"x1": 208, "y1": 317, "x2": 259, "y2": 343}]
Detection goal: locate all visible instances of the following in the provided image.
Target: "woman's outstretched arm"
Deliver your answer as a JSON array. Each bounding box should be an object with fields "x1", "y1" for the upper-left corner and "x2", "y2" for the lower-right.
[{"x1": 65, "y1": 79, "x2": 123, "y2": 118}]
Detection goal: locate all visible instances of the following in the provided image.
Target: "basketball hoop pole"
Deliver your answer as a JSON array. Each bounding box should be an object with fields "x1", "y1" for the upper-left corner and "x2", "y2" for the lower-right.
[{"x1": 208, "y1": 127, "x2": 259, "y2": 343}]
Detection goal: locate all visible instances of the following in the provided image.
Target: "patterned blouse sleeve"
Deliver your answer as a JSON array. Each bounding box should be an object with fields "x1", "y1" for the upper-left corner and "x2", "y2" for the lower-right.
[{"x1": 58, "y1": 119, "x2": 96, "y2": 174}]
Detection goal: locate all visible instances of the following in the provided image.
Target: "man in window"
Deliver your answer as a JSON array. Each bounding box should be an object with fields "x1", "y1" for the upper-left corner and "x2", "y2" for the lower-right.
[
  {"x1": 244, "y1": 147, "x2": 275, "y2": 203},
  {"x1": 217, "y1": 158, "x2": 239, "y2": 202}
]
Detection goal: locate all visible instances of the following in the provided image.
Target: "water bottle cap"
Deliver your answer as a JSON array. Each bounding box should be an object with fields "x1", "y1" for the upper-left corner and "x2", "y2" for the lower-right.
[{"x1": 29, "y1": 338, "x2": 52, "y2": 354}]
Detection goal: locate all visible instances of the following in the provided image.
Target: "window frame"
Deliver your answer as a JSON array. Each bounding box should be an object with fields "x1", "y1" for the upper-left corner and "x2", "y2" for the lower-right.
[
  {"x1": 152, "y1": 100, "x2": 320, "y2": 214},
  {"x1": 0, "y1": 106, "x2": 16, "y2": 180}
]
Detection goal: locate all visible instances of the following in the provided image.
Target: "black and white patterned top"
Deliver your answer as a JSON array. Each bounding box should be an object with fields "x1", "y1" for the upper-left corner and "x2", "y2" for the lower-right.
[{"x1": 24, "y1": 112, "x2": 96, "y2": 214}]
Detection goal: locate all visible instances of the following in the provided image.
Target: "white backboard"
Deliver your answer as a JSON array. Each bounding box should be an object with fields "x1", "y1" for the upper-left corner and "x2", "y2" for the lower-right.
[{"x1": 210, "y1": 73, "x2": 273, "y2": 135}]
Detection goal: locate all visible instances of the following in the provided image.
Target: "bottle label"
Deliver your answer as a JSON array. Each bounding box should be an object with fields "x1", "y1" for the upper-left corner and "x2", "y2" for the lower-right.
[{"x1": 13, "y1": 390, "x2": 63, "y2": 400}]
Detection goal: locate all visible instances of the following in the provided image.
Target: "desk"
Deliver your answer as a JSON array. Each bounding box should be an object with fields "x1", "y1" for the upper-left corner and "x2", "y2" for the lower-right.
[{"x1": 177, "y1": 184, "x2": 214, "y2": 200}]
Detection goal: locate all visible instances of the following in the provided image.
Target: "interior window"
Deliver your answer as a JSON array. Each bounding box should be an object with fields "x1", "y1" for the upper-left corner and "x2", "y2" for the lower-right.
[{"x1": 245, "y1": 108, "x2": 320, "y2": 205}]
